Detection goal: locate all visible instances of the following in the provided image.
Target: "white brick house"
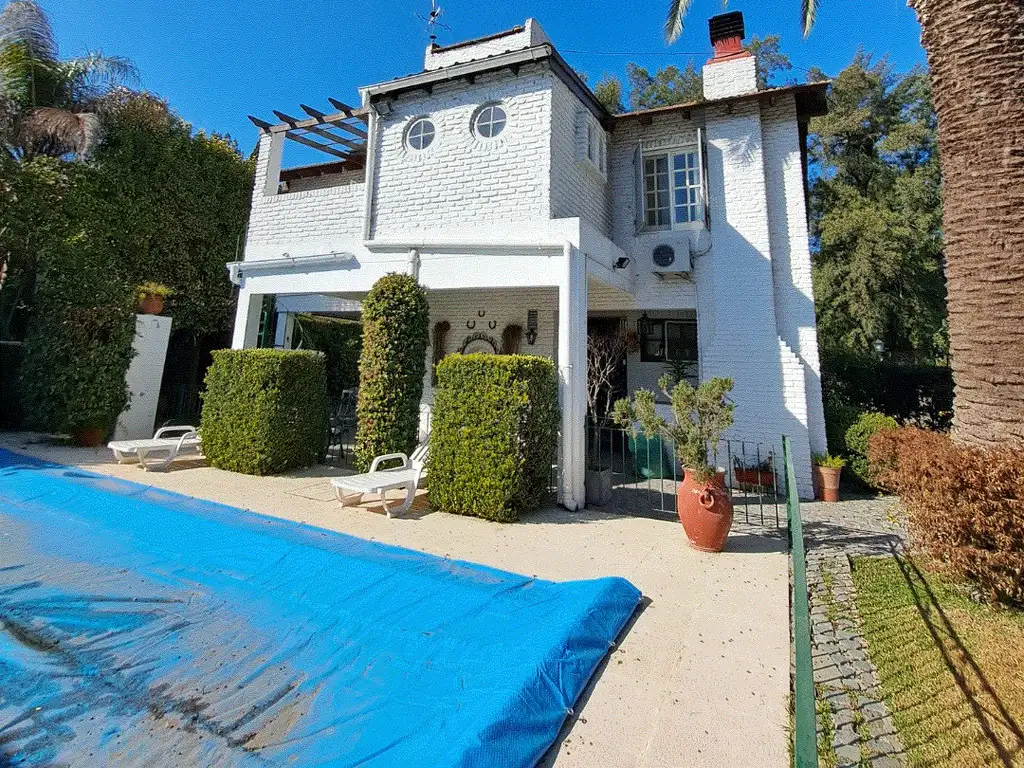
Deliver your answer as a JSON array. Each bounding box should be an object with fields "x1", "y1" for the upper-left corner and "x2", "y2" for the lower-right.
[{"x1": 228, "y1": 14, "x2": 828, "y2": 503}]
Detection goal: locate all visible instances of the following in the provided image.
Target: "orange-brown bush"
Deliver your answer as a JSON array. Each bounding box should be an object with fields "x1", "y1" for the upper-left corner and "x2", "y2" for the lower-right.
[{"x1": 868, "y1": 427, "x2": 1024, "y2": 607}]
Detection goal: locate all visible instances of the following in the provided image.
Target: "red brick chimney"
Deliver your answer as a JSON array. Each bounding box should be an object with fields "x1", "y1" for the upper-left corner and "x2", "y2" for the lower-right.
[{"x1": 708, "y1": 11, "x2": 751, "y2": 62}]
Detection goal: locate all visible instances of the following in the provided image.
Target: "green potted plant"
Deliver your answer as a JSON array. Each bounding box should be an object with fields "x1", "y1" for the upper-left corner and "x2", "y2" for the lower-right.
[
  {"x1": 813, "y1": 453, "x2": 845, "y2": 502},
  {"x1": 137, "y1": 281, "x2": 173, "y2": 315},
  {"x1": 733, "y1": 452, "x2": 776, "y2": 491},
  {"x1": 613, "y1": 375, "x2": 735, "y2": 552}
]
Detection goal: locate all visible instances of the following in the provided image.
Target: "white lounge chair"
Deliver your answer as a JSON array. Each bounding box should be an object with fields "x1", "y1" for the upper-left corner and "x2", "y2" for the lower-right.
[
  {"x1": 331, "y1": 442, "x2": 428, "y2": 518},
  {"x1": 108, "y1": 425, "x2": 202, "y2": 471}
]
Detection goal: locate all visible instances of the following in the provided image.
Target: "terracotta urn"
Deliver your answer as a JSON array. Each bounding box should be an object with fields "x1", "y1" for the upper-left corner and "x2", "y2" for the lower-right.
[
  {"x1": 677, "y1": 469, "x2": 734, "y2": 552},
  {"x1": 73, "y1": 427, "x2": 105, "y2": 447},
  {"x1": 138, "y1": 293, "x2": 165, "y2": 315},
  {"x1": 814, "y1": 466, "x2": 842, "y2": 503}
]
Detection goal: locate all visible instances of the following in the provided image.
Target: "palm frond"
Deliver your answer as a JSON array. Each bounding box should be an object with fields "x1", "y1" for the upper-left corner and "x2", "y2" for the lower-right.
[
  {"x1": 62, "y1": 51, "x2": 139, "y2": 92},
  {"x1": 663, "y1": 0, "x2": 694, "y2": 44},
  {"x1": 801, "y1": 0, "x2": 819, "y2": 37},
  {"x1": 0, "y1": 0, "x2": 56, "y2": 61},
  {"x1": 18, "y1": 106, "x2": 101, "y2": 158}
]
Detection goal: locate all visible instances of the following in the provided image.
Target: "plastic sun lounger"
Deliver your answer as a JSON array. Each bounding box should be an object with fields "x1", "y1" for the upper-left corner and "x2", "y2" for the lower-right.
[
  {"x1": 332, "y1": 443, "x2": 428, "y2": 518},
  {"x1": 108, "y1": 426, "x2": 202, "y2": 472}
]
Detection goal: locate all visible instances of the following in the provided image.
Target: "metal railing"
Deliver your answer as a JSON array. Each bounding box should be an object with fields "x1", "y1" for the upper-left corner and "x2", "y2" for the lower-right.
[
  {"x1": 584, "y1": 420, "x2": 783, "y2": 528},
  {"x1": 784, "y1": 434, "x2": 818, "y2": 767}
]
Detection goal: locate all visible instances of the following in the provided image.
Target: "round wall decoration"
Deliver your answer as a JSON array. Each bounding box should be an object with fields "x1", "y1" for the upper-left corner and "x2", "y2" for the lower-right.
[
  {"x1": 459, "y1": 332, "x2": 499, "y2": 354},
  {"x1": 653, "y1": 244, "x2": 676, "y2": 268}
]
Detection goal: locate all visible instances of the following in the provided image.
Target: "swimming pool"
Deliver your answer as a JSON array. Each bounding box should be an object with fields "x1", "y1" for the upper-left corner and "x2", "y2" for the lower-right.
[{"x1": 0, "y1": 449, "x2": 640, "y2": 767}]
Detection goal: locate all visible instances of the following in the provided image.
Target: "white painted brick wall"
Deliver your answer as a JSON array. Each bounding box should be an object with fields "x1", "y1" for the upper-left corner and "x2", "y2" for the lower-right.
[
  {"x1": 549, "y1": 78, "x2": 611, "y2": 237},
  {"x1": 698, "y1": 100, "x2": 814, "y2": 497},
  {"x1": 245, "y1": 134, "x2": 365, "y2": 259},
  {"x1": 420, "y1": 287, "x2": 559, "y2": 407},
  {"x1": 761, "y1": 96, "x2": 828, "y2": 457},
  {"x1": 370, "y1": 65, "x2": 552, "y2": 238},
  {"x1": 702, "y1": 56, "x2": 758, "y2": 100},
  {"x1": 423, "y1": 19, "x2": 550, "y2": 71}
]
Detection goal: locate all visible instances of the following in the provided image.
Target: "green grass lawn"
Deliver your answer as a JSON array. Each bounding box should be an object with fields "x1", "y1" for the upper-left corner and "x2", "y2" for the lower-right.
[{"x1": 852, "y1": 556, "x2": 1024, "y2": 767}]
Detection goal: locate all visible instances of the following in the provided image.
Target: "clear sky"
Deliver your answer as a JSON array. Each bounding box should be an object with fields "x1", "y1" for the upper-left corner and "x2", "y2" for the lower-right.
[{"x1": 44, "y1": 0, "x2": 926, "y2": 156}]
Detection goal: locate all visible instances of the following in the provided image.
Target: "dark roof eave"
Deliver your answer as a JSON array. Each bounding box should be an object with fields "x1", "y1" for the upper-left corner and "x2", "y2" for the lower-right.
[{"x1": 613, "y1": 80, "x2": 830, "y2": 123}]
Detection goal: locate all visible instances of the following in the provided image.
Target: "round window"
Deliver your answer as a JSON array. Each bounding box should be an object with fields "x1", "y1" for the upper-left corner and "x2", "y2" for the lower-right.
[
  {"x1": 473, "y1": 104, "x2": 506, "y2": 139},
  {"x1": 653, "y1": 244, "x2": 676, "y2": 268},
  {"x1": 406, "y1": 117, "x2": 435, "y2": 151}
]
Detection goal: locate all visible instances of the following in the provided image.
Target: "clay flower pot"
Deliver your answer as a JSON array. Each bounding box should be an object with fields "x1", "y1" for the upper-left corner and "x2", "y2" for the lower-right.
[
  {"x1": 677, "y1": 469, "x2": 734, "y2": 552},
  {"x1": 138, "y1": 293, "x2": 165, "y2": 315},
  {"x1": 814, "y1": 466, "x2": 842, "y2": 502},
  {"x1": 73, "y1": 427, "x2": 106, "y2": 447}
]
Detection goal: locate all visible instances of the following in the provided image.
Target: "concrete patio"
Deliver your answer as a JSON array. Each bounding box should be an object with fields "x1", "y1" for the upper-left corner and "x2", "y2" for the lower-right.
[{"x1": 0, "y1": 433, "x2": 792, "y2": 768}]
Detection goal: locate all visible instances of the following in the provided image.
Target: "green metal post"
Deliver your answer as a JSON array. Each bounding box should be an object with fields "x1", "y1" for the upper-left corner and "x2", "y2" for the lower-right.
[{"x1": 784, "y1": 435, "x2": 818, "y2": 767}]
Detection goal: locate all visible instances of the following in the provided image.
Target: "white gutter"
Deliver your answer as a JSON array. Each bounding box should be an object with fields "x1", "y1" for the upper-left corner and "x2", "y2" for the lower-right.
[
  {"x1": 363, "y1": 239, "x2": 567, "y2": 254},
  {"x1": 226, "y1": 252, "x2": 356, "y2": 285},
  {"x1": 361, "y1": 107, "x2": 378, "y2": 241}
]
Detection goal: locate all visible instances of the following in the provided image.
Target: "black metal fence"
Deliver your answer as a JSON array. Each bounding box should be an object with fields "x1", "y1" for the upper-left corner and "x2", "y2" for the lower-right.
[
  {"x1": 323, "y1": 392, "x2": 358, "y2": 469},
  {"x1": 585, "y1": 420, "x2": 783, "y2": 528}
]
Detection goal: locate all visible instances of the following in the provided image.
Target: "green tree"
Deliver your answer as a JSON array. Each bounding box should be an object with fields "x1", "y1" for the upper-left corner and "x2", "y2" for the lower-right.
[
  {"x1": 593, "y1": 74, "x2": 624, "y2": 114},
  {"x1": 625, "y1": 61, "x2": 703, "y2": 110},
  {"x1": 0, "y1": 0, "x2": 137, "y2": 159},
  {"x1": 747, "y1": 34, "x2": 793, "y2": 88},
  {"x1": 808, "y1": 55, "x2": 945, "y2": 361}
]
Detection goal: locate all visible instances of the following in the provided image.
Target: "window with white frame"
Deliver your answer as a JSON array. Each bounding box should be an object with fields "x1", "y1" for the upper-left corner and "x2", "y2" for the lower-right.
[
  {"x1": 582, "y1": 116, "x2": 607, "y2": 175},
  {"x1": 473, "y1": 103, "x2": 506, "y2": 138},
  {"x1": 405, "y1": 117, "x2": 436, "y2": 151},
  {"x1": 643, "y1": 147, "x2": 703, "y2": 228}
]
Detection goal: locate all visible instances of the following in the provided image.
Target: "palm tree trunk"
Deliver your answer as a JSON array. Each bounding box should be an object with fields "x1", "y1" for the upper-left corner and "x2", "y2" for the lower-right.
[{"x1": 910, "y1": 0, "x2": 1024, "y2": 446}]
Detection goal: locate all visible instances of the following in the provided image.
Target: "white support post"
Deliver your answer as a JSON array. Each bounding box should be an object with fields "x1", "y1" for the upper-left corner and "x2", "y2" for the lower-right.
[
  {"x1": 558, "y1": 242, "x2": 587, "y2": 511},
  {"x1": 261, "y1": 133, "x2": 284, "y2": 198},
  {"x1": 231, "y1": 290, "x2": 263, "y2": 349},
  {"x1": 274, "y1": 312, "x2": 295, "y2": 349}
]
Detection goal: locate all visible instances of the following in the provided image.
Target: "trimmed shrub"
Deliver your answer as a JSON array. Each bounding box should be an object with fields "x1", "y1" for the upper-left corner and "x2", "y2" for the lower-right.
[
  {"x1": 430, "y1": 354, "x2": 559, "y2": 522},
  {"x1": 355, "y1": 274, "x2": 429, "y2": 471},
  {"x1": 824, "y1": 399, "x2": 861, "y2": 456},
  {"x1": 294, "y1": 314, "x2": 362, "y2": 397},
  {"x1": 844, "y1": 411, "x2": 898, "y2": 486},
  {"x1": 869, "y1": 428, "x2": 1024, "y2": 607},
  {"x1": 200, "y1": 349, "x2": 327, "y2": 475},
  {"x1": 20, "y1": 305, "x2": 136, "y2": 436}
]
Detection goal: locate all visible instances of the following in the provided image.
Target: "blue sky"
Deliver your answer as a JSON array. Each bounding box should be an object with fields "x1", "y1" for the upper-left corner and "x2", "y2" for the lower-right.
[{"x1": 45, "y1": 0, "x2": 926, "y2": 155}]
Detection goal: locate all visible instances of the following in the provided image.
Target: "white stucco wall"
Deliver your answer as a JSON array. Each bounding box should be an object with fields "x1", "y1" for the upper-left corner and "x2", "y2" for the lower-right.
[
  {"x1": 370, "y1": 65, "x2": 553, "y2": 238},
  {"x1": 423, "y1": 19, "x2": 550, "y2": 71}
]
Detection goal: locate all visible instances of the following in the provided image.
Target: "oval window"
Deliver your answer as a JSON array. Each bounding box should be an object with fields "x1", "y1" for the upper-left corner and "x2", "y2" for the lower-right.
[
  {"x1": 653, "y1": 244, "x2": 676, "y2": 268},
  {"x1": 473, "y1": 104, "x2": 506, "y2": 139},
  {"x1": 406, "y1": 117, "x2": 435, "y2": 151}
]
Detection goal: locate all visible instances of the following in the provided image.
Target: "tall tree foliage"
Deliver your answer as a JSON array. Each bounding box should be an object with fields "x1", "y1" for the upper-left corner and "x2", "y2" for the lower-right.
[
  {"x1": 0, "y1": 0, "x2": 137, "y2": 159},
  {"x1": 808, "y1": 55, "x2": 946, "y2": 361}
]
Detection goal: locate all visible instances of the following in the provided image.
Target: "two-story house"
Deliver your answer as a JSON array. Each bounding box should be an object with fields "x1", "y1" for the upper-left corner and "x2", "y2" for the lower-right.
[{"x1": 228, "y1": 12, "x2": 829, "y2": 503}]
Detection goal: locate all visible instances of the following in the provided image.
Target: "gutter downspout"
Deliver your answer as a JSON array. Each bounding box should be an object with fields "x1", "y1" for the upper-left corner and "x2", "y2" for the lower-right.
[{"x1": 362, "y1": 106, "x2": 378, "y2": 242}]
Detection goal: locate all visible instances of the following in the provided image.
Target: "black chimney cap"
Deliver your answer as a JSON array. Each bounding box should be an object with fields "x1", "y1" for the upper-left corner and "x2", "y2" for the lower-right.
[{"x1": 709, "y1": 11, "x2": 745, "y2": 45}]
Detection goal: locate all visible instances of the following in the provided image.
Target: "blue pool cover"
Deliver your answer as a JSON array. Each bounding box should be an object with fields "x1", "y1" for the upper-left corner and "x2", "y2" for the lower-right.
[{"x1": 0, "y1": 449, "x2": 640, "y2": 767}]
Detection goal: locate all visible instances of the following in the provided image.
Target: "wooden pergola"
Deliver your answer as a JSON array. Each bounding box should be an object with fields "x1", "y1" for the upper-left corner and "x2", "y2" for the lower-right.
[{"x1": 248, "y1": 98, "x2": 369, "y2": 164}]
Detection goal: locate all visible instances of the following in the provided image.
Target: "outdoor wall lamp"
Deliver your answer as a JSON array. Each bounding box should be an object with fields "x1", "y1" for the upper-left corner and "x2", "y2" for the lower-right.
[
  {"x1": 613, "y1": 257, "x2": 631, "y2": 270},
  {"x1": 526, "y1": 310, "x2": 538, "y2": 345}
]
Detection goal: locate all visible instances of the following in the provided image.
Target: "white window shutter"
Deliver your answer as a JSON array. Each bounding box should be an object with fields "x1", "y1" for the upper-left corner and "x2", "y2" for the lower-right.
[{"x1": 633, "y1": 141, "x2": 644, "y2": 234}]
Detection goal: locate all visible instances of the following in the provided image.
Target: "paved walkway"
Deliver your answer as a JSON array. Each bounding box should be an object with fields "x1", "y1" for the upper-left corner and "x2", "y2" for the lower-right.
[
  {"x1": 0, "y1": 433, "x2": 792, "y2": 768},
  {"x1": 802, "y1": 495, "x2": 909, "y2": 768}
]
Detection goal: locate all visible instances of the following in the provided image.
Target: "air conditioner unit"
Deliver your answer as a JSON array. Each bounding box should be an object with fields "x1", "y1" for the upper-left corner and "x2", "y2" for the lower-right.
[{"x1": 649, "y1": 242, "x2": 692, "y2": 278}]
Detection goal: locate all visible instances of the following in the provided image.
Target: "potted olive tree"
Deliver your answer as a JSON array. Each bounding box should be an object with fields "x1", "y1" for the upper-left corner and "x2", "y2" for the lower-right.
[{"x1": 613, "y1": 376, "x2": 735, "y2": 552}]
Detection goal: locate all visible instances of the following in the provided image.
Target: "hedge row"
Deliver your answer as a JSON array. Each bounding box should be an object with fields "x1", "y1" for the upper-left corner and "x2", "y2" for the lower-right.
[
  {"x1": 430, "y1": 354, "x2": 558, "y2": 522},
  {"x1": 295, "y1": 314, "x2": 362, "y2": 397},
  {"x1": 869, "y1": 427, "x2": 1024, "y2": 608},
  {"x1": 200, "y1": 349, "x2": 327, "y2": 475},
  {"x1": 355, "y1": 274, "x2": 429, "y2": 471}
]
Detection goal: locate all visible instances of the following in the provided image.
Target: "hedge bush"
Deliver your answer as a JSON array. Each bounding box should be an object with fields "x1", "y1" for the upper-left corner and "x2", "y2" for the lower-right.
[
  {"x1": 430, "y1": 354, "x2": 559, "y2": 522},
  {"x1": 355, "y1": 274, "x2": 429, "y2": 471},
  {"x1": 844, "y1": 411, "x2": 898, "y2": 486},
  {"x1": 200, "y1": 349, "x2": 327, "y2": 475},
  {"x1": 295, "y1": 314, "x2": 362, "y2": 397},
  {"x1": 868, "y1": 427, "x2": 1024, "y2": 607}
]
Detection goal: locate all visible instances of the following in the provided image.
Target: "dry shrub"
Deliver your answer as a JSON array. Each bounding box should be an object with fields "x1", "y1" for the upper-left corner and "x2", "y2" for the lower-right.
[{"x1": 869, "y1": 427, "x2": 1024, "y2": 607}]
